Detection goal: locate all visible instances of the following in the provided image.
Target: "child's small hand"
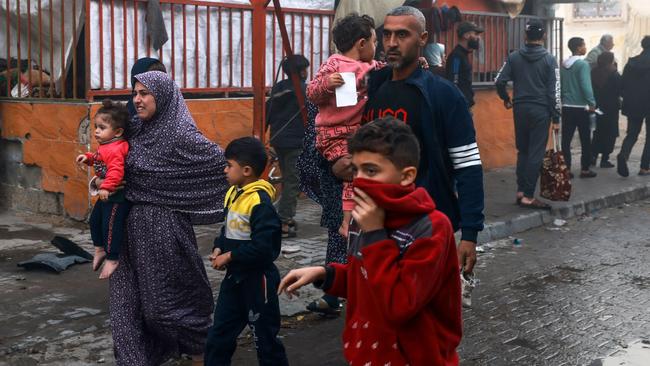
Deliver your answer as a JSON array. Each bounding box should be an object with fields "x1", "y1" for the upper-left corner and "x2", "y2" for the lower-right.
[
  {"x1": 98, "y1": 189, "x2": 110, "y2": 201},
  {"x1": 352, "y1": 187, "x2": 385, "y2": 232},
  {"x1": 418, "y1": 56, "x2": 430, "y2": 69},
  {"x1": 211, "y1": 252, "x2": 232, "y2": 271},
  {"x1": 208, "y1": 248, "x2": 221, "y2": 261},
  {"x1": 278, "y1": 266, "x2": 327, "y2": 299},
  {"x1": 76, "y1": 154, "x2": 88, "y2": 166},
  {"x1": 327, "y1": 73, "x2": 345, "y2": 90}
]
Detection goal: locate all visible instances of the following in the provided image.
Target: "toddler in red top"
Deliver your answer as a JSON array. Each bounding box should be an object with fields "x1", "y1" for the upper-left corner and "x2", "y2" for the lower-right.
[
  {"x1": 279, "y1": 117, "x2": 462, "y2": 366},
  {"x1": 75, "y1": 100, "x2": 130, "y2": 279},
  {"x1": 307, "y1": 13, "x2": 382, "y2": 237}
]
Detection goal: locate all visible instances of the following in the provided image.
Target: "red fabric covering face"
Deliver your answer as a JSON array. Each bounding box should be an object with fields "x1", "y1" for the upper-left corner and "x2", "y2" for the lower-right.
[
  {"x1": 352, "y1": 177, "x2": 435, "y2": 229},
  {"x1": 327, "y1": 177, "x2": 462, "y2": 366}
]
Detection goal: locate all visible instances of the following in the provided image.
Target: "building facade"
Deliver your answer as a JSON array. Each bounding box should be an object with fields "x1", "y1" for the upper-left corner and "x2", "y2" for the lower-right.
[{"x1": 555, "y1": 0, "x2": 650, "y2": 68}]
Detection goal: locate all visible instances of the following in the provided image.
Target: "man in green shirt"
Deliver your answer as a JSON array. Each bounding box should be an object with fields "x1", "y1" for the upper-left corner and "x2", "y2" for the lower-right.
[{"x1": 561, "y1": 37, "x2": 597, "y2": 178}]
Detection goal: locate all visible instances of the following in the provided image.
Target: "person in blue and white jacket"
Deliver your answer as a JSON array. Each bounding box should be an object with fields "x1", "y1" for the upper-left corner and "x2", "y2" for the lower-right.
[{"x1": 362, "y1": 5, "x2": 485, "y2": 275}]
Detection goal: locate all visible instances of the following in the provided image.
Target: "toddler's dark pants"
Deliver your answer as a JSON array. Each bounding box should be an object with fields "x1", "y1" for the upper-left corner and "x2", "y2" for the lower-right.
[{"x1": 89, "y1": 200, "x2": 131, "y2": 260}]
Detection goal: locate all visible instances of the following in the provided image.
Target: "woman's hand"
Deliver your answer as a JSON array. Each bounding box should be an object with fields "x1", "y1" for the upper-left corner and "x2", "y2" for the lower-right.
[
  {"x1": 332, "y1": 155, "x2": 354, "y2": 182},
  {"x1": 210, "y1": 249, "x2": 232, "y2": 271},
  {"x1": 92, "y1": 177, "x2": 104, "y2": 189},
  {"x1": 98, "y1": 189, "x2": 110, "y2": 201},
  {"x1": 93, "y1": 177, "x2": 126, "y2": 191}
]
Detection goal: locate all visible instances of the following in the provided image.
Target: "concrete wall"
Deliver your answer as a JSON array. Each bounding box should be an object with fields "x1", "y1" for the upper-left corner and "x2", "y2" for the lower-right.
[
  {"x1": 473, "y1": 89, "x2": 517, "y2": 169},
  {"x1": 1, "y1": 91, "x2": 515, "y2": 220},
  {"x1": 1, "y1": 98, "x2": 254, "y2": 220},
  {"x1": 1, "y1": 102, "x2": 89, "y2": 218}
]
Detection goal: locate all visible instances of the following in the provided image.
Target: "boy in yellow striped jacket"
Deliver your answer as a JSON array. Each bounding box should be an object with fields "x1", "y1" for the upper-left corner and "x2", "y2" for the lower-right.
[{"x1": 205, "y1": 137, "x2": 289, "y2": 366}]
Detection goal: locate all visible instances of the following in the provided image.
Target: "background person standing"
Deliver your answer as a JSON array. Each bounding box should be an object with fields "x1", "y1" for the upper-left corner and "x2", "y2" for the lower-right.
[
  {"x1": 266, "y1": 55, "x2": 310, "y2": 238},
  {"x1": 617, "y1": 36, "x2": 650, "y2": 177},
  {"x1": 591, "y1": 51, "x2": 622, "y2": 168},
  {"x1": 446, "y1": 21, "x2": 484, "y2": 108},
  {"x1": 585, "y1": 34, "x2": 615, "y2": 70},
  {"x1": 495, "y1": 19, "x2": 561, "y2": 210},
  {"x1": 561, "y1": 37, "x2": 597, "y2": 179}
]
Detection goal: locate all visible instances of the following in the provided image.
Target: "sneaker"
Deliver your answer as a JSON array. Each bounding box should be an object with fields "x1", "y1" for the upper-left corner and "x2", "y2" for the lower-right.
[
  {"x1": 281, "y1": 220, "x2": 298, "y2": 238},
  {"x1": 460, "y1": 271, "x2": 477, "y2": 308}
]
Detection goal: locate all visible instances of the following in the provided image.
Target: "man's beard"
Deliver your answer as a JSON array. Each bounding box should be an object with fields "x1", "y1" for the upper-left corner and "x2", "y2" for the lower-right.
[{"x1": 386, "y1": 48, "x2": 418, "y2": 70}]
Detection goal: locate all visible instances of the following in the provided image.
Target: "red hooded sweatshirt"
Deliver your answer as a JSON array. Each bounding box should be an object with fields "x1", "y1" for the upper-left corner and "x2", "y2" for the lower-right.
[{"x1": 318, "y1": 178, "x2": 462, "y2": 366}]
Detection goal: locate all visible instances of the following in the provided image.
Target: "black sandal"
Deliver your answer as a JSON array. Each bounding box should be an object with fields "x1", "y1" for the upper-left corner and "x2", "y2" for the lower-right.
[
  {"x1": 282, "y1": 220, "x2": 297, "y2": 238},
  {"x1": 306, "y1": 297, "x2": 342, "y2": 316}
]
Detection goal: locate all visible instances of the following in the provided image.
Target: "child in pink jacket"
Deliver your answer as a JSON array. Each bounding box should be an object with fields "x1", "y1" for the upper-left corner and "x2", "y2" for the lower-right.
[{"x1": 307, "y1": 13, "x2": 381, "y2": 236}]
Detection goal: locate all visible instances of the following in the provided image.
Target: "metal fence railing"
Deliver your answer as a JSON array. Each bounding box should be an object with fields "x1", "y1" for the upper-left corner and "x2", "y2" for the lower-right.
[
  {"x1": 434, "y1": 12, "x2": 563, "y2": 86},
  {"x1": 1, "y1": 0, "x2": 333, "y2": 101},
  {"x1": 85, "y1": 0, "x2": 334, "y2": 99},
  {"x1": 1, "y1": 0, "x2": 84, "y2": 99},
  {"x1": 1, "y1": 3, "x2": 562, "y2": 101}
]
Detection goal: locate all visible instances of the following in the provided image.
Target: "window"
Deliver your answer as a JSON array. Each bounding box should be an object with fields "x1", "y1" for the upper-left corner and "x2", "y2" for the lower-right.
[{"x1": 574, "y1": 0, "x2": 622, "y2": 19}]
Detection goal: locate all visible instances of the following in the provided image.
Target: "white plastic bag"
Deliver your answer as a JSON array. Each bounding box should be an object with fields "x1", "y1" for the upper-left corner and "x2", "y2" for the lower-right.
[{"x1": 10, "y1": 81, "x2": 30, "y2": 98}]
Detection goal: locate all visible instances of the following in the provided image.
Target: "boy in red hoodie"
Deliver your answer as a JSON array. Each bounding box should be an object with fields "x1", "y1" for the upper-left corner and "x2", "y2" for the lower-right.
[
  {"x1": 75, "y1": 100, "x2": 130, "y2": 279},
  {"x1": 279, "y1": 117, "x2": 462, "y2": 366}
]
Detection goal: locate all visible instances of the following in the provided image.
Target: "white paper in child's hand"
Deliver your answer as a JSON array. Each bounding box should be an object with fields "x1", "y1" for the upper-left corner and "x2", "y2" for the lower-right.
[{"x1": 335, "y1": 72, "x2": 357, "y2": 107}]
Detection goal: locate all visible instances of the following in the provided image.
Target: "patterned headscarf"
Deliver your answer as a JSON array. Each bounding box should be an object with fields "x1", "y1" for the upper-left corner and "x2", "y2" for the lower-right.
[
  {"x1": 126, "y1": 71, "x2": 228, "y2": 224},
  {"x1": 126, "y1": 57, "x2": 162, "y2": 117}
]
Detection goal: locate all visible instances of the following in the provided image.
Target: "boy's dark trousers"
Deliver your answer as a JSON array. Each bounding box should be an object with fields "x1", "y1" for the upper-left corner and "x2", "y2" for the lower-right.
[
  {"x1": 561, "y1": 107, "x2": 592, "y2": 171},
  {"x1": 205, "y1": 268, "x2": 288, "y2": 366},
  {"x1": 88, "y1": 198, "x2": 131, "y2": 260}
]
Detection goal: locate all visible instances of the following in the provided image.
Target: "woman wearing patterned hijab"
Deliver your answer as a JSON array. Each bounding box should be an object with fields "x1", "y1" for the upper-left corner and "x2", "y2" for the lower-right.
[
  {"x1": 126, "y1": 57, "x2": 166, "y2": 118},
  {"x1": 109, "y1": 70, "x2": 228, "y2": 365}
]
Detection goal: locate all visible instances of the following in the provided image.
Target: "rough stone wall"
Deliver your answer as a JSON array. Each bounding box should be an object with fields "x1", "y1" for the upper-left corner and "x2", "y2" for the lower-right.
[
  {"x1": 0, "y1": 101, "x2": 90, "y2": 219},
  {"x1": 0, "y1": 139, "x2": 64, "y2": 215}
]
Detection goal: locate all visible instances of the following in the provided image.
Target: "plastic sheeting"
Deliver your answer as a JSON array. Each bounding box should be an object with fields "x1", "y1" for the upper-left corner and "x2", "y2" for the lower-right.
[
  {"x1": 89, "y1": 0, "x2": 335, "y2": 91},
  {"x1": 0, "y1": 0, "x2": 84, "y2": 91},
  {"x1": 334, "y1": 0, "x2": 403, "y2": 28},
  {"x1": 498, "y1": 0, "x2": 526, "y2": 18}
]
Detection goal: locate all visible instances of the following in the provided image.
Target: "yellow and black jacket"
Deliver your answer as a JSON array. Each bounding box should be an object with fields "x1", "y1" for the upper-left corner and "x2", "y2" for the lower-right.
[{"x1": 213, "y1": 179, "x2": 281, "y2": 277}]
